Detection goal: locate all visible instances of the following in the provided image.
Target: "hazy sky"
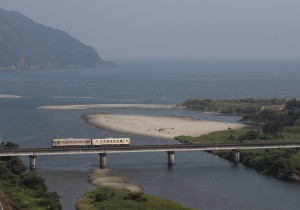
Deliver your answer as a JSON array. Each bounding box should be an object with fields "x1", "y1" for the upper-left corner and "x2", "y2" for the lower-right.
[{"x1": 1, "y1": 0, "x2": 300, "y2": 61}]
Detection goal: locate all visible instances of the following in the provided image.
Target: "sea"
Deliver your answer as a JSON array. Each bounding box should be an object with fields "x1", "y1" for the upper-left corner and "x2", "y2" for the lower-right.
[{"x1": 1, "y1": 59, "x2": 300, "y2": 210}]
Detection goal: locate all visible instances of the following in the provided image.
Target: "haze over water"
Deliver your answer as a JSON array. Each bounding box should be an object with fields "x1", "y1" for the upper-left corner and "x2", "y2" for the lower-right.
[{"x1": 1, "y1": 60, "x2": 300, "y2": 209}]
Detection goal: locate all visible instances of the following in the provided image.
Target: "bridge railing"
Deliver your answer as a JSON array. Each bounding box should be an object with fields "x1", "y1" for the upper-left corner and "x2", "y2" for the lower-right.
[{"x1": 1, "y1": 140, "x2": 300, "y2": 153}]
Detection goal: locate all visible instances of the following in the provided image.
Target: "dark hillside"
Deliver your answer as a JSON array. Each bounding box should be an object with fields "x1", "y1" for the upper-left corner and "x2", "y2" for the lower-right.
[{"x1": 0, "y1": 8, "x2": 111, "y2": 71}]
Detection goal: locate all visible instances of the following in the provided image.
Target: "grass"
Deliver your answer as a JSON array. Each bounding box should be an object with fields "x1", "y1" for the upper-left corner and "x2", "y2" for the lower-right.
[
  {"x1": 76, "y1": 187, "x2": 193, "y2": 210},
  {"x1": 175, "y1": 128, "x2": 300, "y2": 144},
  {"x1": 175, "y1": 129, "x2": 252, "y2": 144}
]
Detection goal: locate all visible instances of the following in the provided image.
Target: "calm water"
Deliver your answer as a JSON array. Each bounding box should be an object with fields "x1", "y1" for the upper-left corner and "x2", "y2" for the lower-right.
[{"x1": 1, "y1": 60, "x2": 300, "y2": 210}]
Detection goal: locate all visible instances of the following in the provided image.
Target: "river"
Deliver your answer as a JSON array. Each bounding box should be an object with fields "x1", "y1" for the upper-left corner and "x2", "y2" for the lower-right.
[{"x1": 1, "y1": 60, "x2": 300, "y2": 210}]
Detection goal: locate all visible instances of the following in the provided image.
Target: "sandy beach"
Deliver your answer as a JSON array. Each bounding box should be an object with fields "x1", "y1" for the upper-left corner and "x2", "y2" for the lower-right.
[
  {"x1": 38, "y1": 104, "x2": 177, "y2": 110},
  {"x1": 84, "y1": 114, "x2": 245, "y2": 139},
  {"x1": 0, "y1": 94, "x2": 22, "y2": 99}
]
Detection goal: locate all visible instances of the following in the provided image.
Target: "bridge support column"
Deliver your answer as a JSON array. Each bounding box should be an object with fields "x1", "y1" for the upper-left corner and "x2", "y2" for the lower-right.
[
  {"x1": 167, "y1": 151, "x2": 175, "y2": 165},
  {"x1": 99, "y1": 153, "x2": 107, "y2": 168},
  {"x1": 29, "y1": 155, "x2": 36, "y2": 170},
  {"x1": 232, "y1": 149, "x2": 240, "y2": 163},
  {"x1": 296, "y1": 148, "x2": 300, "y2": 154}
]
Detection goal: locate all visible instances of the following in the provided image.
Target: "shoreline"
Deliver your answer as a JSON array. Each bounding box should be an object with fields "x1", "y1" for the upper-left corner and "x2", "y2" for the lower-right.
[{"x1": 83, "y1": 114, "x2": 245, "y2": 139}]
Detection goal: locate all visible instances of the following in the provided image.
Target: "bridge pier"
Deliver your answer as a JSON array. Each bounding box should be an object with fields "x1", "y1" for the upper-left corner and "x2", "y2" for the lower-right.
[
  {"x1": 167, "y1": 151, "x2": 175, "y2": 165},
  {"x1": 99, "y1": 153, "x2": 107, "y2": 168},
  {"x1": 296, "y1": 148, "x2": 300, "y2": 154},
  {"x1": 29, "y1": 155, "x2": 36, "y2": 169},
  {"x1": 232, "y1": 149, "x2": 240, "y2": 163}
]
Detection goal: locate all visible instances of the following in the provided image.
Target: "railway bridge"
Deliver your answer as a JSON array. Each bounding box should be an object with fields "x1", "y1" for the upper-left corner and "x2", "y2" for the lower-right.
[{"x1": 1, "y1": 140, "x2": 300, "y2": 169}]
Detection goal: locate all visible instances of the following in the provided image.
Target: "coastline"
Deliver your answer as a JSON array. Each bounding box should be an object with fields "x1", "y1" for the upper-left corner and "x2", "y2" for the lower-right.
[{"x1": 83, "y1": 113, "x2": 245, "y2": 139}]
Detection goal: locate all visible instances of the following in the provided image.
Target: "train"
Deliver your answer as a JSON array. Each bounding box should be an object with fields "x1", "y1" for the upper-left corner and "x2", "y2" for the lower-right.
[{"x1": 52, "y1": 137, "x2": 130, "y2": 148}]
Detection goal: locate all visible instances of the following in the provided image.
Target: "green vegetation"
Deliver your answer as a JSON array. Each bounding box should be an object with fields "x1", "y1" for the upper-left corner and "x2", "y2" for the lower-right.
[
  {"x1": 182, "y1": 98, "x2": 300, "y2": 139},
  {"x1": 177, "y1": 98, "x2": 300, "y2": 182},
  {"x1": 181, "y1": 98, "x2": 285, "y2": 115},
  {"x1": 176, "y1": 128, "x2": 300, "y2": 144},
  {"x1": 176, "y1": 128, "x2": 300, "y2": 182},
  {"x1": 76, "y1": 187, "x2": 192, "y2": 210},
  {"x1": 0, "y1": 142, "x2": 61, "y2": 210},
  {"x1": 215, "y1": 149, "x2": 300, "y2": 181}
]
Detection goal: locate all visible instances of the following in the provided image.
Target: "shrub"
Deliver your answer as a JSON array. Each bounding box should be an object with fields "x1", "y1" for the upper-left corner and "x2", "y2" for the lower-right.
[
  {"x1": 20, "y1": 172, "x2": 47, "y2": 191},
  {"x1": 38, "y1": 192, "x2": 62, "y2": 210},
  {"x1": 95, "y1": 193, "x2": 108, "y2": 202},
  {"x1": 124, "y1": 192, "x2": 147, "y2": 202},
  {"x1": 238, "y1": 130, "x2": 260, "y2": 140}
]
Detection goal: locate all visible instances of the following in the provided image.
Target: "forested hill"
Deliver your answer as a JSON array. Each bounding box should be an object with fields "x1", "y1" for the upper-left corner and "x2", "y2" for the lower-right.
[{"x1": 0, "y1": 8, "x2": 113, "y2": 71}]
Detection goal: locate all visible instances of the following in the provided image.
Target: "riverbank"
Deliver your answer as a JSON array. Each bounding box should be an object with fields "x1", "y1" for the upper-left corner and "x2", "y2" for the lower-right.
[
  {"x1": 176, "y1": 129, "x2": 300, "y2": 182},
  {"x1": 214, "y1": 148, "x2": 300, "y2": 182},
  {"x1": 83, "y1": 114, "x2": 245, "y2": 139}
]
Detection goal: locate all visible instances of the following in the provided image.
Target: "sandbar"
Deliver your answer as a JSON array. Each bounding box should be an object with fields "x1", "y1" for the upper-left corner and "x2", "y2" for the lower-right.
[
  {"x1": 0, "y1": 94, "x2": 22, "y2": 99},
  {"x1": 38, "y1": 104, "x2": 177, "y2": 110},
  {"x1": 88, "y1": 169, "x2": 142, "y2": 193},
  {"x1": 84, "y1": 114, "x2": 245, "y2": 139}
]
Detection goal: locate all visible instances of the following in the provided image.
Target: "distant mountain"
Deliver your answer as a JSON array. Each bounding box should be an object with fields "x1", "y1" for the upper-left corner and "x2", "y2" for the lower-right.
[{"x1": 0, "y1": 8, "x2": 115, "y2": 71}]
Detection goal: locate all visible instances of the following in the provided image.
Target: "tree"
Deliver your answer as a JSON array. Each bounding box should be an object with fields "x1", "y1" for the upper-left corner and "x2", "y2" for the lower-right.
[
  {"x1": 262, "y1": 122, "x2": 283, "y2": 138},
  {"x1": 286, "y1": 98, "x2": 300, "y2": 110},
  {"x1": 8, "y1": 158, "x2": 27, "y2": 175},
  {"x1": 20, "y1": 172, "x2": 47, "y2": 191},
  {"x1": 238, "y1": 130, "x2": 260, "y2": 140}
]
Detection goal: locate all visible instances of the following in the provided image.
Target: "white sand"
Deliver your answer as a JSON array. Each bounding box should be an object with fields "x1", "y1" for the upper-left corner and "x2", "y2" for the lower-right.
[
  {"x1": 38, "y1": 104, "x2": 177, "y2": 110},
  {"x1": 88, "y1": 169, "x2": 143, "y2": 192},
  {"x1": 0, "y1": 94, "x2": 22, "y2": 99},
  {"x1": 84, "y1": 114, "x2": 245, "y2": 139}
]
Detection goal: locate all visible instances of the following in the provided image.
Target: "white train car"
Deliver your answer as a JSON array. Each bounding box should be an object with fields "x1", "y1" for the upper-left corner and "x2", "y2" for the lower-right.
[
  {"x1": 52, "y1": 138, "x2": 92, "y2": 148},
  {"x1": 92, "y1": 138, "x2": 130, "y2": 146}
]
